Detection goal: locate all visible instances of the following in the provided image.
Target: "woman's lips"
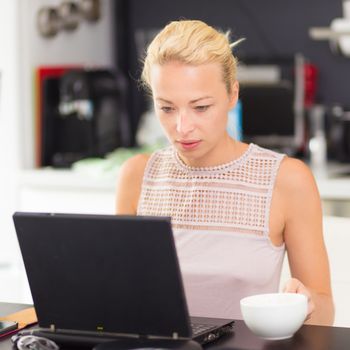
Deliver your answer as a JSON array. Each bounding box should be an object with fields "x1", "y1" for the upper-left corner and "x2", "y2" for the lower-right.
[{"x1": 177, "y1": 140, "x2": 201, "y2": 150}]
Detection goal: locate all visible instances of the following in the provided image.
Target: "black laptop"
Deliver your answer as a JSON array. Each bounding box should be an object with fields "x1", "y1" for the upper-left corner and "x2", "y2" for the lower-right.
[{"x1": 13, "y1": 212, "x2": 234, "y2": 346}]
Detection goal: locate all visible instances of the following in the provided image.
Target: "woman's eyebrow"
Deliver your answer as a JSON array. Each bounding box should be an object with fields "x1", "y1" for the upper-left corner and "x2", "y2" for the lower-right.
[
  {"x1": 156, "y1": 97, "x2": 174, "y2": 104},
  {"x1": 156, "y1": 96, "x2": 213, "y2": 104},
  {"x1": 190, "y1": 96, "x2": 213, "y2": 104}
]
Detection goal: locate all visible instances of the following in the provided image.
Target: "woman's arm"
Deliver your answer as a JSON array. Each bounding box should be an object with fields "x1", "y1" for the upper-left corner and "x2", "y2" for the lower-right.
[
  {"x1": 278, "y1": 157, "x2": 334, "y2": 326},
  {"x1": 115, "y1": 153, "x2": 150, "y2": 215}
]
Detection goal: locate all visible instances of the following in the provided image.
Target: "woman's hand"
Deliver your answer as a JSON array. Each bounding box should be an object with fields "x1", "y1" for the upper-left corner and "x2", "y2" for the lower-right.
[{"x1": 283, "y1": 277, "x2": 315, "y2": 322}]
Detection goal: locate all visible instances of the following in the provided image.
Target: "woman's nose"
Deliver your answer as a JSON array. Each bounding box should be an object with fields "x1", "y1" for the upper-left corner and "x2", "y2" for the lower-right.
[{"x1": 176, "y1": 112, "x2": 195, "y2": 135}]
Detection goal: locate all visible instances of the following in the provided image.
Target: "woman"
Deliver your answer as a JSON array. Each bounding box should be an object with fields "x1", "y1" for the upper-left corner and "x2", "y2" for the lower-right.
[{"x1": 115, "y1": 19, "x2": 334, "y2": 325}]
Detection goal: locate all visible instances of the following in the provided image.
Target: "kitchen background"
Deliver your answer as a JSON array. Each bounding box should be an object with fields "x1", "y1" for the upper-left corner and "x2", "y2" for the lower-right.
[
  {"x1": 117, "y1": 0, "x2": 348, "y2": 144},
  {"x1": 1, "y1": 0, "x2": 350, "y2": 325}
]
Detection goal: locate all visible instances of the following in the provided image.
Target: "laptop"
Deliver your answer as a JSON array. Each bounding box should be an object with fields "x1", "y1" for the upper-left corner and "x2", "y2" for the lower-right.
[{"x1": 13, "y1": 212, "x2": 234, "y2": 346}]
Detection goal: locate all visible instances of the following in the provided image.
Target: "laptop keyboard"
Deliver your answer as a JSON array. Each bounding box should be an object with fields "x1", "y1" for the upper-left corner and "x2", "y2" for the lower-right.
[{"x1": 191, "y1": 323, "x2": 216, "y2": 335}]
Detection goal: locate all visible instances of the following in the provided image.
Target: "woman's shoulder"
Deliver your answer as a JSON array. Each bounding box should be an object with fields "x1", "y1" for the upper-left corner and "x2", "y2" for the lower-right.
[
  {"x1": 120, "y1": 146, "x2": 172, "y2": 174},
  {"x1": 276, "y1": 156, "x2": 318, "y2": 196},
  {"x1": 118, "y1": 153, "x2": 151, "y2": 182},
  {"x1": 115, "y1": 153, "x2": 151, "y2": 214},
  {"x1": 271, "y1": 156, "x2": 321, "y2": 234}
]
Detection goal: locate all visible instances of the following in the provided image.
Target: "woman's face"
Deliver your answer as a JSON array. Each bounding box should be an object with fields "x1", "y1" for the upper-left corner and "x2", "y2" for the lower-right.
[{"x1": 150, "y1": 61, "x2": 239, "y2": 167}]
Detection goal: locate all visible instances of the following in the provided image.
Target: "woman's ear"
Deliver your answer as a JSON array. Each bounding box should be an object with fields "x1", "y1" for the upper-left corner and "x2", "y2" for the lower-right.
[{"x1": 229, "y1": 81, "x2": 239, "y2": 109}]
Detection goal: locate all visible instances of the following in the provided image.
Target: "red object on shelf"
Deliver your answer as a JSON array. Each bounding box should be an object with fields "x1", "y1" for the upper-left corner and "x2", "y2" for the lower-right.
[{"x1": 303, "y1": 63, "x2": 319, "y2": 108}]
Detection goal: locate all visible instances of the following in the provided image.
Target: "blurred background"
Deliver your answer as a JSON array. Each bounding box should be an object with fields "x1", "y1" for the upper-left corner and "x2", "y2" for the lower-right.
[{"x1": 1, "y1": 0, "x2": 350, "y2": 325}]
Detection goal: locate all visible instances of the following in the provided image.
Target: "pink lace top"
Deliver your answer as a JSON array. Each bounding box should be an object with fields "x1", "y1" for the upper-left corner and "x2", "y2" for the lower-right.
[{"x1": 137, "y1": 143, "x2": 286, "y2": 319}]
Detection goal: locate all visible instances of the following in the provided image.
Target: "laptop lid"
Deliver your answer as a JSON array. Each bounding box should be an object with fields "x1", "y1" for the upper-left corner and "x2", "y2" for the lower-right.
[{"x1": 13, "y1": 212, "x2": 192, "y2": 340}]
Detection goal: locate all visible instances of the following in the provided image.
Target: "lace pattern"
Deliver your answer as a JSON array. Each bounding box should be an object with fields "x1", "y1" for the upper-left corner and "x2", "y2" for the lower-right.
[{"x1": 138, "y1": 144, "x2": 285, "y2": 237}]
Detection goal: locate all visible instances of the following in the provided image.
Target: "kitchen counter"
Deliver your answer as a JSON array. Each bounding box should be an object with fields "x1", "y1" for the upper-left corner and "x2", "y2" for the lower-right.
[
  {"x1": 317, "y1": 177, "x2": 350, "y2": 200},
  {"x1": 15, "y1": 161, "x2": 350, "y2": 217},
  {"x1": 18, "y1": 163, "x2": 350, "y2": 198}
]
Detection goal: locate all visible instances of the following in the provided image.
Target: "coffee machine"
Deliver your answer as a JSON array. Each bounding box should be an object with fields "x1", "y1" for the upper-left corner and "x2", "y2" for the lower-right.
[{"x1": 40, "y1": 68, "x2": 130, "y2": 167}]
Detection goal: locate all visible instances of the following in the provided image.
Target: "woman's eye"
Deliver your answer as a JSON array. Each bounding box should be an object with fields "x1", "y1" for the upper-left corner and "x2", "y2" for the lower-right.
[
  {"x1": 160, "y1": 106, "x2": 174, "y2": 113},
  {"x1": 195, "y1": 105, "x2": 210, "y2": 112}
]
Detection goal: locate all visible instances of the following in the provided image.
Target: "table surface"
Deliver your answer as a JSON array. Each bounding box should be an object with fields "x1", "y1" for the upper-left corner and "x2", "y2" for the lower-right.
[{"x1": 1, "y1": 303, "x2": 350, "y2": 350}]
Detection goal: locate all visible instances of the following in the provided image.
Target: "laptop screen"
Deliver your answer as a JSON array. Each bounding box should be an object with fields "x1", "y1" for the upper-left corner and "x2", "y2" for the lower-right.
[{"x1": 13, "y1": 213, "x2": 192, "y2": 339}]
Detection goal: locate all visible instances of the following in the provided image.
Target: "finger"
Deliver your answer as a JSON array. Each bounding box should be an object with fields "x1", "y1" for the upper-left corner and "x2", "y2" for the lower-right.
[
  {"x1": 282, "y1": 279, "x2": 314, "y2": 320},
  {"x1": 283, "y1": 278, "x2": 300, "y2": 293}
]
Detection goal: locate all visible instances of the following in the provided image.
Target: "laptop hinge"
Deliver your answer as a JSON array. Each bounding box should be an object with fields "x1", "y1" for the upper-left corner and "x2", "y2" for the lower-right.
[
  {"x1": 142, "y1": 333, "x2": 188, "y2": 341},
  {"x1": 38, "y1": 327, "x2": 188, "y2": 341}
]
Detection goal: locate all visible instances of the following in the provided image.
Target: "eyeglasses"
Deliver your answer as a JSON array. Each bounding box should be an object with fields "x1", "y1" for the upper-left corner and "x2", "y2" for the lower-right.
[{"x1": 12, "y1": 335, "x2": 59, "y2": 350}]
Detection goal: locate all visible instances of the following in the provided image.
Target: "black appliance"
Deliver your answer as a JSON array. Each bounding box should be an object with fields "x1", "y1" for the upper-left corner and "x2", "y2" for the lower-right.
[
  {"x1": 329, "y1": 104, "x2": 350, "y2": 162},
  {"x1": 41, "y1": 68, "x2": 130, "y2": 168}
]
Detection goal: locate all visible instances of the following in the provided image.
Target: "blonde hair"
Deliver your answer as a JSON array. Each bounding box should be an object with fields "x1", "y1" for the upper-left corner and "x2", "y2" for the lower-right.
[{"x1": 141, "y1": 19, "x2": 243, "y2": 94}]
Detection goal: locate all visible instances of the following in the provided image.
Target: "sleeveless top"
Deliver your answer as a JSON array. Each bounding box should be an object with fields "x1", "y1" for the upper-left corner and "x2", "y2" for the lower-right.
[{"x1": 137, "y1": 143, "x2": 286, "y2": 319}]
